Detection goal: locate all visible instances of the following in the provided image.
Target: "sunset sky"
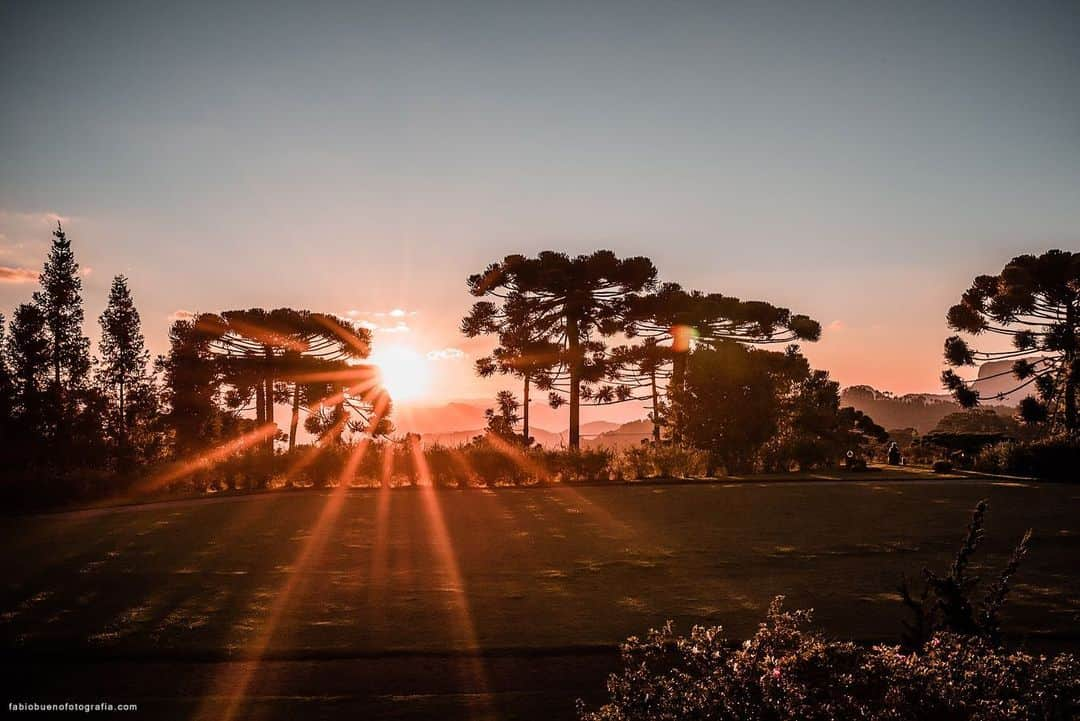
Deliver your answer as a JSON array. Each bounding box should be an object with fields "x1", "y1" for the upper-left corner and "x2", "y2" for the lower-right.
[{"x1": 2, "y1": 1, "x2": 1078, "y2": 416}]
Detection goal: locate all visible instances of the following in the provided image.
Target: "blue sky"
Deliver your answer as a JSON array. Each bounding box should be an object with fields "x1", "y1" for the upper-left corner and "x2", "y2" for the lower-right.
[{"x1": 2, "y1": 0, "x2": 1078, "y2": 401}]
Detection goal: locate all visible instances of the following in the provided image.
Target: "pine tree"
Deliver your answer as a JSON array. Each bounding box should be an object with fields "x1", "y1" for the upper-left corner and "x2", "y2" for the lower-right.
[
  {"x1": 32, "y1": 222, "x2": 91, "y2": 417},
  {"x1": 6, "y1": 303, "x2": 51, "y2": 436},
  {"x1": 98, "y1": 275, "x2": 151, "y2": 459},
  {"x1": 0, "y1": 314, "x2": 15, "y2": 435}
]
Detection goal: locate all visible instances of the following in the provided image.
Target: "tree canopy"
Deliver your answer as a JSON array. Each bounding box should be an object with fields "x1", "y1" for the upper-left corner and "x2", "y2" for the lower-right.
[
  {"x1": 942, "y1": 250, "x2": 1080, "y2": 433},
  {"x1": 466, "y1": 250, "x2": 658, "y2": 448}
]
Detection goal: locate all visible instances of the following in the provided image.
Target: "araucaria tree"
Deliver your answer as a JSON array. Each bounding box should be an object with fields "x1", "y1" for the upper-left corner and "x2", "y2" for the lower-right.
[
  {"x1": 195, "y1": 309, "x2": 386, "y2": 451},
  {"x1": 466, "y1": 251, "x2": 657, "y2": 448},
  {"x1": 98, "y1": 275, "x2": 156, "y2": 467},
  {"x1": 483, "y1": 390, "x2": 526, "y2": 445},
  {"x1": 942, "y1": 250, "x2": 1080, "y2": 433},
  {"x1": 463, "y1": 289, "x2": 562, "y2": 445},
  {"x1": 621, "y1": 282, "x2": 821, "y2": 440},
  {"x1": 32, "y1": 222, "x2": 92, "y2": 438}
]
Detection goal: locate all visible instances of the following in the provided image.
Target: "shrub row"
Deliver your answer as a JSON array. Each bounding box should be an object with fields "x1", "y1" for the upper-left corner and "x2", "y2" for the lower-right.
[
  {"x1": 973, "y1": 436, "x2": 1080, "y2": 481},
  {"x1": 170, "y1": 441, "x2": 711, "y2": 492}
]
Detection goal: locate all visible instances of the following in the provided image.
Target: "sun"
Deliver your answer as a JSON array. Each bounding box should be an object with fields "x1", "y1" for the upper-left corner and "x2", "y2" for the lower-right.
[{"x1": 369, "y1": 346, "x2": 430, "y2": 402}]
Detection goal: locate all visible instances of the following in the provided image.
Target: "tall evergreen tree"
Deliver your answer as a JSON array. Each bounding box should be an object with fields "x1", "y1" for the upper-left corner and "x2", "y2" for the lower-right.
[
  {"x1": 32, "y1": 222, "x2": 91, "y2": 425},
  {"x1": 98, "y1": 275, "x2": 152, "y2": 462},
  {"x1": 6, "y1": 303, "x2": 51, "y2": 437},
  {"x1": 0, "y1": 314, "x2": 15, "y2": 437},
  {"x1": 159, "y1": 317, "x2": 224, "y2": 459}
]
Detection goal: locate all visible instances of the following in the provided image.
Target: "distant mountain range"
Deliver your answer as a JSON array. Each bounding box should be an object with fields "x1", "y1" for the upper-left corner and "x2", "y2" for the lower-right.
[
  {"x1": 840, "y1": 386, "x2": 1015, "y2": 434},
  {"x1": 840, "y1": 386, "x2": 966, "y2": 434},
  {"x1": 418, "y1": 420, "x2": 625, "y2": 449},
  {"x1": 387, "y1": 398, "x2": 637, "y2": 448},
  {"x1": 582, "y1": 419, "x2": 654, "y2": 449}
]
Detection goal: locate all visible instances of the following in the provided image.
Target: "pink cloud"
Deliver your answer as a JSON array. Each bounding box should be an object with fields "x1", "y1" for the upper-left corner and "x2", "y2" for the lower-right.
[
  {"x1": 169, "y1": 309, "x2": 196, "y2": 322},
  {"x1": 0, "y1": 266, "x2": 39, "y2": 283}
]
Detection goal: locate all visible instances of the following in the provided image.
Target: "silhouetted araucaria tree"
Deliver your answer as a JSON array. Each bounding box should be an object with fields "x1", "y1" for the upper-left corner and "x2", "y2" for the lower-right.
[
  {"x1": 193, "y1": 309, "x2": 389, "y2": 456},
  {"x1": 463, "y1": 290, "x2": 563, "y2": 445},
  {"x1": 621, "y1": 282, "x2": 821, "y2": 441},
  {"x1": 942, "y1": 250, "x2": 1080, "y2": 433},
  {"x1": 466, "y1": 251, "x2": 657, "y2": 448}
]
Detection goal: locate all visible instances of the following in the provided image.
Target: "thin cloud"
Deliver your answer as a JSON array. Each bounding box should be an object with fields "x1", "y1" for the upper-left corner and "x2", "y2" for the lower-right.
[
  {"x1": 380, "y1": 322, "x2": 411, "y2": 334},
  {"x1": 0, "y1": 266, "x2": 39, "y2": 283},
  {"x1": 169, "y1": 309, "x2": 196, "y2": 322},
  {"x1": 341, "y1": 309, "x2": 415, "y2": 334},
  {"x1": 827, "y1": 320, "x2": 846, "y2": 332},
  {"x1": 348, "y1": 308, "x2": 418, "y2": 319},
  {"x1": 427, "y1": 347, "x2": 465, "y2": 361},
  {"x1": 0, "y1": 210, "x2": 73, "y2": 225}
]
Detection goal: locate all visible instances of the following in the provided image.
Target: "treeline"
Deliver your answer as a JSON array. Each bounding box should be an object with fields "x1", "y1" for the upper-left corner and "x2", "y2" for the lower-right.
[
  {"x1": 1, "y1": 224, "x2": 163, "y2": 506},
  {"x1": 464, "y1": 249, "x2": 1080, "y2": 478},
  {"x1": 464, "y1": 251, "x2": 886, "y2": 473},
  {"x1": 2, "y1": 233, "x2": 1077, "y2": 508},
  {"x1": 0, "y1": 224, "x2": 394, "y2": 509}
]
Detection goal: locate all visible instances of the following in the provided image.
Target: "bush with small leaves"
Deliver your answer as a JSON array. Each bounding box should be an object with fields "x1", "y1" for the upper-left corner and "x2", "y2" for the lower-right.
[
  {"x1": 580, "y1": 597, "x2": 1078, "y2": 721},
  {"x1": 544, "y1": 448, "x2": 616, "y2": 483}
]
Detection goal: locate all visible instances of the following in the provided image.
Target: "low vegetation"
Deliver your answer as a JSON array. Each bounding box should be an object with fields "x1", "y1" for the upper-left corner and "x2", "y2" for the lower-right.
[
  {"x1": 581, "y1": 503, "x2": 1076, "y2": 721},
  {"x1": 1, "y1": 230, "x2": 1076, "y2": 511},
  {"x1": 973, "y1": 436, "x2": 1080, "y2": 481},
  {"x1": 579, "y1": 599, "x2": 1077, "y2": 721}
]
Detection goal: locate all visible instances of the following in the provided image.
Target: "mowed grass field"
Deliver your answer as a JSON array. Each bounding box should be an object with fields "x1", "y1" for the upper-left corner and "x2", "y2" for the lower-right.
[{"x1": 2, "y1": 477, "x2": 1078, "y2": 720}]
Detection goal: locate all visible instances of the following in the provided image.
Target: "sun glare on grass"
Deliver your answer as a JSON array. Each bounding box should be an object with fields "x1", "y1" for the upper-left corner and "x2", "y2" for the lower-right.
[{"x1": 370, "y1": 346, "x2": 430, "y2": 402}]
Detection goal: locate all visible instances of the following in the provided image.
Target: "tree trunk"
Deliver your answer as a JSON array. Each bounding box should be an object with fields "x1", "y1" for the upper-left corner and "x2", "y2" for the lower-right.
[
  {"x1": 1067, "y1": 366, "x2": 1077, "y2": 433},
  {"x1": 289, "y1": 382, "x2": 301, "y2": 452},
  {"x1": 53, "y1": 332, "x2": 61, "y2": 390},
  {"x1": 670, "y1": 352, "x2": 687, "y2": 396},
  {"x1": 265, "y1": 377, "x2": 275, "y2": 454},
  {"x1": 333, "y1": 401, "x2": 346, "y2": 445},
  {"x1": 650, "y1": 367, "x2": 660, "y2": 442},
  {"x1": 567, "y1": 312, "x2": 580, "y2": 450},
  {"x1": 264, "y1": 349, "x2": 276, "y2": 455},
  {"x1": 52, "y1": 333, "x2": 64, "y2": 448},
  {"x1": 522, "y1": 374, "x2": 530, "y2": 443},
  {"x1": 118, "y1": 378, "x2": 127, "y2": 463},
  {"x1": 255, "y1": 380, "x2": 266, "y2": 427},
  {"x1": 669, "y1": 351, "x2": 688, "y2": 443},
  {"x1": 1065, "y1": 304, "x2": 1077, "y2": 432}
]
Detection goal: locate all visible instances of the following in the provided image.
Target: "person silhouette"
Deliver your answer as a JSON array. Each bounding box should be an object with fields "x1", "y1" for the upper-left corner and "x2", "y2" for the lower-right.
[{"x1": 887, "y1": 442, "x2": 901, "y2": 465}]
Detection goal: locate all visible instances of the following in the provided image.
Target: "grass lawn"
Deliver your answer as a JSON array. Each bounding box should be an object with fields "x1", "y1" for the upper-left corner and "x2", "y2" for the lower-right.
[{"x1": 2, "y1": 477, "x2": 1077, "y2": 719}]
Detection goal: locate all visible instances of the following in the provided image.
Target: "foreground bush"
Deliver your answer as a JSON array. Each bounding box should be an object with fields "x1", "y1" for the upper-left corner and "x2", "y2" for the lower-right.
[
  {"x1": 973, "y1": 436, "x2": 1080, "y2": 481},
  {"x1": 580, "y1": 597, "x2": 1078, "y2": 721},
  {"x1": 616, "y1": 443, "x2": 706, "y2": 479}
]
